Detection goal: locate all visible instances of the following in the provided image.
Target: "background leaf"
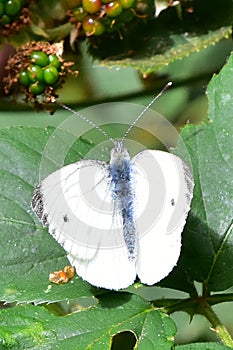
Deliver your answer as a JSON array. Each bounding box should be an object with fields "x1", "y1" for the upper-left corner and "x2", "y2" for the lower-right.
[
  {"x1": 0, "y1": 294, "x2": 176, "y2": 349},
  {"x1": 100, "y1": 27, "x2": 232, "y2": 75},
  {"x1": 0, "y1": 127, "x2": 96, "y2": 304},
  {"x1": 163, "y1": 53, "x2": 233, "y2": 292}
]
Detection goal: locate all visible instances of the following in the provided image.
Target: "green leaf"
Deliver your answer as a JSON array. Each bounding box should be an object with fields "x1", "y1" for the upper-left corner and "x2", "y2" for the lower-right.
[
  {"x1": 99, "y1": 27, "x2": 232, "y2": 75},
  {"x1": 164, "y1": 53, "x2": 233, "y2": 292},
  {"x1": 0, "y1": 294, "x2": 176, "y2": 349},
  {"x1": 0, "y1": 127, "x2": 95, "y2": 304},
  {"x1": 176, "y1": 343, "x2": 233, "y2": 350},
  {"x1": 87, "y1": 0, "x2": 233, "y2": 74}
]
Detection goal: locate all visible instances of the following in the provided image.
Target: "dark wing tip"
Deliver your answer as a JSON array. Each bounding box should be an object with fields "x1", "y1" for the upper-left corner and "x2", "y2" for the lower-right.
[{"x1": 31, "y1": 184, "x2": 48, "y2": 226}]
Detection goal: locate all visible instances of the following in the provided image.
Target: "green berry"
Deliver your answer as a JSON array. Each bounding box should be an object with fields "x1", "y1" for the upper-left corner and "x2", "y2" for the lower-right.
[
  {"x1": 106, "y1": 1, "x2": 123, "y2": 17},
  {"x1": 27, "y1": 65, "x2": 44, "y2": 83},
  {"x1": 5, "y1": 0, "x2": 21, "y2": 16},
  {"x1": 83, "y1": 16, "x2": 105, "y2": 36},
  {"x1": 43, "y1": 66, "x2": 59, "y2": 85},
  {"x1": 29, "y1": 81, "x2": 46, "y2": 95},
  {"x1": 72, "y1": 6, "x2": 88, "y2": 21},
  {"x1": 48, "y1": 54, "x2": 62, "y2": 70},
  {"x1": 82, "y1": 0, "x2": 102, "y2": 14},
  {"x1": 30, "y1": 51, "x2": 49, "y2": 67},
  {"x1": 118, "y1": 8, "x2": 133, "y2": 22},
  {"x1": 119, "y1": 0, "x2": 135, "y2": 9},
  {"x1": 102, "y1": 0, "x2": 112, "y2": 3},
  {"x1": 19, "y1": 70, "x2": 31, "y2": 86}
]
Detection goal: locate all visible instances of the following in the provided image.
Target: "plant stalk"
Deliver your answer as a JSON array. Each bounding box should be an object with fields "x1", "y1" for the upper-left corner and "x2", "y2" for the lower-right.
[{"x1": 199, "y1": 302, "x2": 233, "y2": 348}]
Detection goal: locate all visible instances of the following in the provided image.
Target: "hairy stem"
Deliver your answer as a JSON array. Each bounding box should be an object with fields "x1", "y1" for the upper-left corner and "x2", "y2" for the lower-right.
[
  {"x1": 154, "y1": 292, "x2": 233, "y2": 347},
  {"x1": 200, "y1": 302, "x2": 233, "y2": 348}
]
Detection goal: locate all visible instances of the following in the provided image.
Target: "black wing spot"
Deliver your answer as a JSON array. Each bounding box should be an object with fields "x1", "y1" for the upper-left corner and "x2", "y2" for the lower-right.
[
  {"x1": 63, "y1": 214, "x2": 69, "y2": 222},
  {"x1": 51, "y1": 228, "x2": 56, "y2": 237},
  {"x1": 42, "y1": 213, "x2": 48, "y2": 225},
  {"x1": 171, "y1": 198, "x2": 175, "y2": 206}
]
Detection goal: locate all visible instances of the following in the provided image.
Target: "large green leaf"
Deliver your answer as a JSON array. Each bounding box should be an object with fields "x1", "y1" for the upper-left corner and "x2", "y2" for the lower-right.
[
  {"x1": 0, "y1": 127, "x2": 95, "y2": 304},
  {"x1": 86, "y1": 0, "x2": 233, "y2": 74},
  {"x1": 164, "y1": 53, "x2": 233, "y2": 292},
  {"x1": 100, "y1": 27, "x2": 232, "y2": 75},
  {"x1": 0, "y1": 293, "x2": 176, "y2": 349}
]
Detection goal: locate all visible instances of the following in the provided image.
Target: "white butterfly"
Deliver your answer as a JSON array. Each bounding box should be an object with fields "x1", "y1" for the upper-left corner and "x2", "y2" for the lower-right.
[{"x1": 32, "y1": 84, "x2": 194, "y2": 290}]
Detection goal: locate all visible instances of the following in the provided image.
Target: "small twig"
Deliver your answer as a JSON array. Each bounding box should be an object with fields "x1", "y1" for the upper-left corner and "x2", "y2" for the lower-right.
[
  {"x1": 200, "y1": 302, "x2": 233, "y2": 348},
  {"x1": 153, "y1": 291, "x2": 233, "y2": 347}
]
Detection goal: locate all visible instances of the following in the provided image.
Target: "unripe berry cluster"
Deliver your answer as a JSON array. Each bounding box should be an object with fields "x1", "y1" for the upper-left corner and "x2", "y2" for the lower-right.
[
  {"x1": 19, "y1": 51, "x2": 62, "y2": 96},
  {"x1": 0, "y1": 0, "x2": 30, "y2": 35},
  {"x1": 69, "y1": 0, "x2": 151, "y2": 36},
  {"x1": 4, "y1": 41, "x2": 78, "y2": 110}
]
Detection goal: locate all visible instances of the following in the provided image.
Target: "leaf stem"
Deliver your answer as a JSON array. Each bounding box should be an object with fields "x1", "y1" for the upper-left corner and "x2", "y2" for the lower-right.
[
  {"x1": 199, "y1": 302, "x2": 233, "y2": 348},
  {"x1": 153, "y1": 293, "x2": 233, "y2": 313},
  {"x1": 46, "y1": 23, "x2": 74, "y2": 40},
  {"x1": 208, "y1": 293, "x2": 233, "y2": 306},
  {"x1": 154, "y1": 293, "x2": 233, "y2": 347}
]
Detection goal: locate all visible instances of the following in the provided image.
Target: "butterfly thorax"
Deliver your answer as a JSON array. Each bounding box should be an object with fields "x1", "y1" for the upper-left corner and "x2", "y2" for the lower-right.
[{"x1": 109, "y1": 142, "x2": 137, "y2": 261}]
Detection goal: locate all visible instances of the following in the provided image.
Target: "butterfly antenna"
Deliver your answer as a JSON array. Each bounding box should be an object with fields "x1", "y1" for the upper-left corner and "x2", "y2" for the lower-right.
[
  {"x1": 121, "y1": 82, "x2": 172, "y2": 143},
  {"x1": 54, "y1": 100, "x2": 115, "y2": 145}
]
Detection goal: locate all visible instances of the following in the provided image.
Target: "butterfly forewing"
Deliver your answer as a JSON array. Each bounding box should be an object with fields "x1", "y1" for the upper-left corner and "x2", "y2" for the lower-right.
[
  {"x1": 32, "y1": 158, "x2": 137, "y2": 289},
  {"x1": 132, "y1": 150, "x2": 194, "y2": 285}
]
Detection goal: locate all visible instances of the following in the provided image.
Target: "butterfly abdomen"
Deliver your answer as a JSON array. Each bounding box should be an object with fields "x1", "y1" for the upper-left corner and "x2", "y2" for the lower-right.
[
  {"x1": 109, "y1": 146, "x2": 137, "y2": 260},
  {"x1": 122, "y1": 204, "x2": 137, "y2": 261}
]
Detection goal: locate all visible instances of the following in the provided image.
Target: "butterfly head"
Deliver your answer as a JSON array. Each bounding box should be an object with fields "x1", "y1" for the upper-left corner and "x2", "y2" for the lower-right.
[{"x1": 110, "y1": 140, "x2": 130, "y2": 163}]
